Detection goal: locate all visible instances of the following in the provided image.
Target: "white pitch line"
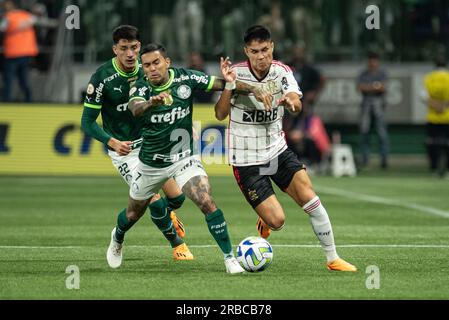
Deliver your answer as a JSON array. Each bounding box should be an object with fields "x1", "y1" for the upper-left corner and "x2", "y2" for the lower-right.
[
  {"x1": 1, "y1": 244, "x2": 449, "y2": 249},
  {"x1": 315, "y1": 185, "x2": 449, "y2": 219}
]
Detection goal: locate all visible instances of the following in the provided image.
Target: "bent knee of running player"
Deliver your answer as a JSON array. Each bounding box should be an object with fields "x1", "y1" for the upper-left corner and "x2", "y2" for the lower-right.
[
  {"x1": 161, "y1": 178, "x2": 183, "y2": 199},
  {"x1": 255, "y1": 196, "x2": 285, "y2": 230},
  {"x1": 181, "y1": 176, "x2": 217, "y2": 214}
]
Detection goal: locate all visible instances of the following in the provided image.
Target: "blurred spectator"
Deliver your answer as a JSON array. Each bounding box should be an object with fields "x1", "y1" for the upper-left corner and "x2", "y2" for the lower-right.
[
  {"x1": 173, "y1": 0, "x2": 204, "y2": 63},
  {"x1": 150, "y1": 1, "x2": 173, "y2": 58},
  {"x1": 356, "y1": 51, "x2": 390, "y2": 169},
  {"x1": 188, "y1": 52, "x2": 214, "y2": 103},
  {"x1": 421, "y1": 55, "x2": 449, "y2": 177},
  {"x1": 30, "y1": 2, "x2": 58, "y2": 71},
  {"x1": 221, "y1": 5, "x2": 245, "y2": 60},
  {"x1": 290, "y1": 4, "x2": 312, "y2": 50},
  {"x1": 288, "y1": 44, "x2": 325, "y2": 115},
  {"x1": 0, "y1": 0, "x2": 38, "y2": 102},
  {"x1": 283, "y1": 44, "x2": 329, "y2": 169},
  {"x1": 257, "y1": 1, "x2": 286, "y2": 57}
]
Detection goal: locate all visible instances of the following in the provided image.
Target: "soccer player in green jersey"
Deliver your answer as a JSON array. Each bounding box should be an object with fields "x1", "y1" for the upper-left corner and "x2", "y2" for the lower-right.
[
  {"x1": 127, "y1": 43, "x2": 273, "y2": 274},
  {"x1": 81, "y1": 26, "x2": 192, "y2": 269}
]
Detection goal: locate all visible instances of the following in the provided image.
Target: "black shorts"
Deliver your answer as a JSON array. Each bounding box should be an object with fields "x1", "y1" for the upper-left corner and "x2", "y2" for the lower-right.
[
  {"x1": 427, "y1": 123, "x2": 449, "y2": 144},
  {"x1": 232, "y1": 148, "x2": 306, "y2": 209}
]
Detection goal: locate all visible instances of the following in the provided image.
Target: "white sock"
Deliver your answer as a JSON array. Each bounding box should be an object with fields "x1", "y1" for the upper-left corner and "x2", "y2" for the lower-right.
[{"x1": 303, "y1": 196, "x2": 339, "y2": 263}]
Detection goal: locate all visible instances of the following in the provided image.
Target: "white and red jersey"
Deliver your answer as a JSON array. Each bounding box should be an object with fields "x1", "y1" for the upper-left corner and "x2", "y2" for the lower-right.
[{"x1": 228, "y1": 60, "x2": 303, "y2": 166}]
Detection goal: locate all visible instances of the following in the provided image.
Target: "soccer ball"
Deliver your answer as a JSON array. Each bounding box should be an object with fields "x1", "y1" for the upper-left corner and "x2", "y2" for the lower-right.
[{"x1": 236, "y1": 236, "x2": 273, "y2": 272}]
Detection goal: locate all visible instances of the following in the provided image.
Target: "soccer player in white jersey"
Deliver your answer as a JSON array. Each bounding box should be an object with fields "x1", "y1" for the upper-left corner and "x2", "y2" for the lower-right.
[{"x1": 215, "y1": 25, "x2": 357, "y2": 271}]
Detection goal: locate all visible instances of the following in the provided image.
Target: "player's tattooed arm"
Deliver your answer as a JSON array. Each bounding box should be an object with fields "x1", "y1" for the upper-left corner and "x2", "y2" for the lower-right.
[
  {"x1": 128, "y1": 92, "x2": 171, "y2": 117},
  {"x1": 182, "y1": 176, "x2": 218, "y2": 214},
  {"x1": 212, "y1": 57, "x2": 274, "y2": 111}
]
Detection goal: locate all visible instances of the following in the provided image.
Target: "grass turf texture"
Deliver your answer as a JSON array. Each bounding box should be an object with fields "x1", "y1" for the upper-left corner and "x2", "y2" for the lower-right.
[{"x1": 1, "y1": 168, "x2": 449, "y2": 299}]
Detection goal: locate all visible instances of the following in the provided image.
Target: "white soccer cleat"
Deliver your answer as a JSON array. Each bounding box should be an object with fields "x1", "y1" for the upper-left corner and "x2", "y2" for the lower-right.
[
  {"x1": 224, "y1": 257, "x2": 246, "y2": 274},
  {"x1": 106, "y1": 227, "x2": 123, "y2": 269}
]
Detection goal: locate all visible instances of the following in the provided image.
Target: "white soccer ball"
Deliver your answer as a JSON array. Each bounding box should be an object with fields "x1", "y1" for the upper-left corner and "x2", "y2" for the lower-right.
[{"x1": 236, "y1": 236, "x2": 273, "y2": 272}]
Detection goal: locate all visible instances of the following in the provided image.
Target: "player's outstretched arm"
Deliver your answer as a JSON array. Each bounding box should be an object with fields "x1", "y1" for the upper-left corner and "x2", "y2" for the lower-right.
[
  {"x1": 278, "y1": 92, "x2": 302, "y2": 115},
  {"x1": 128, "y1": 92, "x2": 171, "y2": 117},
  {"x1": 214, "y1": 84, "x2": 232, "y2": 121},
  {"x1": 128, "y1": 99, "x2": 152, "y2": 117},
  {"x1": 211, "y1": 57, "x2": 273, "y2": 110}
]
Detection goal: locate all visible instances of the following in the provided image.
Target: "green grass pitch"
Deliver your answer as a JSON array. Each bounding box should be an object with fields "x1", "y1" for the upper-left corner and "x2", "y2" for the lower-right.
[{"x1": 1, "y1": 169, "x2": 449, "y2": 300}]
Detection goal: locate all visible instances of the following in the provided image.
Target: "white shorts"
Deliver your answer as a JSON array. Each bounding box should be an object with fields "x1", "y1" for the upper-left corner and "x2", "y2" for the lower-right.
[
  {"x1": 129, "y1": 155, "x2": 207, "y2": 201},
  {"x1": 108, "y1": 148, "x2": 141, "y2": 186}
]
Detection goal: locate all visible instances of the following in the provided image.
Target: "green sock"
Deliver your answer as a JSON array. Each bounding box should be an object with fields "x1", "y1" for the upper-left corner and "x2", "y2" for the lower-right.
[
  {"x1": 149, "y1": 197, "x2": 184, "y2": 248},
  {"x1": 114, "y1": 209, "x2": 137, "y2": 244},
  {"x1": 166, "y1": 194, "x2": 185, "y2": 211},
  {"x1": 205, "y1": 209, "x2": 233, "y2": 257}
]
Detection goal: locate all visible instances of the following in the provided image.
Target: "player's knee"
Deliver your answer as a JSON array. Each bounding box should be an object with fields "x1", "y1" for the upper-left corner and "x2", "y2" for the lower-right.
[
  {"x1": 267, "y1": 216, "x2": 285, "y2": 231},
  {"x1": 272, "y1": 221, "x2": 285, "y2": 231},
  {"x1": 149, "y1": 194, "x2": 161, "y2": 204},
  {"x1": 167, "y1": 194, "x2": 185, "y2": 210},
  {"x1": 149, "y1": 197, "x2": 168, "y2": 218}
]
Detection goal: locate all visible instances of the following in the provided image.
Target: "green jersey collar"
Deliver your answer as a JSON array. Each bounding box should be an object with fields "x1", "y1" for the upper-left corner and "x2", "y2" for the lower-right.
[
  {"x1": 148, "y1": 69, "x2": 175, "y2": 92},
  {"x1": 112, "y1": 58, "x2": 140, "y2": 78}
]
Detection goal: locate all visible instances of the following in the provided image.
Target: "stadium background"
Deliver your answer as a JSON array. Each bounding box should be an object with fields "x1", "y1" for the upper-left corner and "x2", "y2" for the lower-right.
[
  {"x1": 1, "y1": 0, "x2": 445, "y2": 175},
  {"x1": 1, "y1": 0, "x2": 449, "y2": 301}
]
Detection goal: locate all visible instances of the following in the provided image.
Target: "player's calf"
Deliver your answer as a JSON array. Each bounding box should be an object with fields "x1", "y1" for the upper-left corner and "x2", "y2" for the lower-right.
[{"x1": 149, "y1": 197, "x2": 185, "y2": 249}]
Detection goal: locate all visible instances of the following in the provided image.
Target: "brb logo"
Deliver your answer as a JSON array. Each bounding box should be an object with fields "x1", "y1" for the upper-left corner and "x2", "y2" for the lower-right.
[{"x1": 242, "y1": 109, "x2": 279, "y2": 123}]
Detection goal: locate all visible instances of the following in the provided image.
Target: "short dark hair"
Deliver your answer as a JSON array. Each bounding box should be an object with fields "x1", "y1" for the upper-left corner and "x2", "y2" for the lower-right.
[
  {"x1": 367, "y1": 51, "x2": 380, "y2": 60},
  {"x1": 112, "y1": 25, "x2": 139, "y2": 44},
  {"x1": 141, "y1": 43, "x2": 168, "y2": 58},
  {"x1": 243, "y1": 25, "x2": 272, "y2": 44}
]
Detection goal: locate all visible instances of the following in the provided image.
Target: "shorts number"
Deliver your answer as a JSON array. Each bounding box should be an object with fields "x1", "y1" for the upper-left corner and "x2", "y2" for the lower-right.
[{"x1": 118, "y1": 163, "x2": 130, "y2": 177}]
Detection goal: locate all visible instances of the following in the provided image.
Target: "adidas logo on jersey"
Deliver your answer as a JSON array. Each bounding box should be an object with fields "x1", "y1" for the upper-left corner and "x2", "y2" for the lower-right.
[{"x1": 242, "y1": 109, "x2": 279, "y2": 123}]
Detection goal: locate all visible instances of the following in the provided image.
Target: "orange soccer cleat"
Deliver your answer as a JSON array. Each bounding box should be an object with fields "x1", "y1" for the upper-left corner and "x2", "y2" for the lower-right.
[
  {"x1": 173, "y1": 243, "x2": 194, "y2": 261},
  {"x1": 327, "y1": 258, "x2": 357, "y2": 272},
  {"x1": 256, "y1": 217, "x2": 271, "y2": 239},
  {"x1": 170, "y1": 211, "x2": 186, "y2": 238}
]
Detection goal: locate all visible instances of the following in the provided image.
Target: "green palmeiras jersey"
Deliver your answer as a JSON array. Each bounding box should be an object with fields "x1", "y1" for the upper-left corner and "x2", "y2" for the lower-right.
[
  {"x1": 84, "y1": 57, "x2": 144, "y2": 143},
  {"x1": 129, "y1": 67, "x2": 215, "y2": 168}
]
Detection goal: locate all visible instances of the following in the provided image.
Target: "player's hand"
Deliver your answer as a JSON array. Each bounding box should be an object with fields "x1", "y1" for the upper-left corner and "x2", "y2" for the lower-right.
[
  {"x1": 277, "y1": 95, "x2": 296, "y2": 113},
  {"x1": 150, "y1": 92, "x2": 172, "y2": 106},
  {"x1": 252, "y1": 87, "x2": 273, "y2": 111},
  {"x1": 220, "y1": 57, "x2": 236, "y2": 83},
  {"x1": 108, "y1": 138, "x2": 132, "y2": 156}
]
